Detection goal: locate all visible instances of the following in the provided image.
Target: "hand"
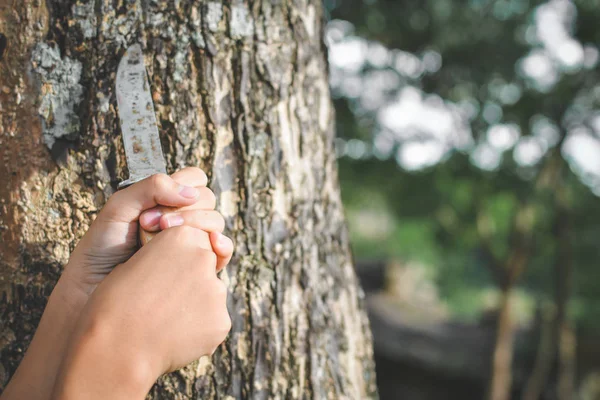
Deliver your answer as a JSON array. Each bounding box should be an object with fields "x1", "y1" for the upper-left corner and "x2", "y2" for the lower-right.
[
  {"x1": 1, "y1": 168, "x2": 234, "y2": 400},
  {"x1": 52, "y1": 226, "x2": 231, "y2": 399},
  {"x1": 64, "y1": 167, "x2": 233, "y2": 295}
]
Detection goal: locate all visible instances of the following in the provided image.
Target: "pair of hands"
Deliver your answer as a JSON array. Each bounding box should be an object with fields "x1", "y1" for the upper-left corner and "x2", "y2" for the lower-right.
[
  {"x1": 66, "y1": 166, "x2": 232, "y2": 291},
  {"x1": 2, "y1": 168, "x2": 233, "y2": 400}
]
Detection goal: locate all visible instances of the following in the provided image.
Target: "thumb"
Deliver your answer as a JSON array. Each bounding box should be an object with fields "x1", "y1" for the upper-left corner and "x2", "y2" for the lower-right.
[{"x1": 102, "y1": 174, "x2": 200, "y2": 223}]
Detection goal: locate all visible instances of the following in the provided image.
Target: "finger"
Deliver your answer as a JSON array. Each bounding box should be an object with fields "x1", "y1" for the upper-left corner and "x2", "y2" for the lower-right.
[
  {"x1": 103, "y1": 174, "x2": 201, "y2": 223},
  {"x1": 139, "y1": 187, "x2": 217, "y2": 231},
  {"x1": 139, "y1": 168, "x2": 213, "y2": 231},
  {"x1": 150, "y1": 225, "x2": 212, "y2": 259},
  {"x1": 170, "y1": 167, "x2": 209, "y2": 188},
  {"x1": 159, "y1": 210, "x2": 225, "y2": 232},
  {"x1": 210, "y1": 231, "x2": 233, "y2": 273}
]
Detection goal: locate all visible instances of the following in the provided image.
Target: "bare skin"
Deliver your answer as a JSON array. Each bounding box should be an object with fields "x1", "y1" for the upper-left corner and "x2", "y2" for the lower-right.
[
  {"x1": 52, "y1": 226, "x2": 231, "y2": 399},
  {"x1": 1, "y1": 168, "x2": 233, "y2": 400}
]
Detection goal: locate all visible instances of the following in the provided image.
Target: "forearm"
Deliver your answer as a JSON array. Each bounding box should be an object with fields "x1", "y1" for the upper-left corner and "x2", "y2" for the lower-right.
[
  {"x1": 51, "y1": 309, "x2": 157, "y2": 400},
  {"x1": 1, "y1": 274, "x2": 88, "y2": 400}
]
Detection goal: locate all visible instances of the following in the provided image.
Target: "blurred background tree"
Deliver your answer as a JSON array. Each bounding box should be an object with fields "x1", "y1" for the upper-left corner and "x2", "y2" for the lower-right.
[{"x1": 325, "y1": 0, "x2": 600, "y2": 399}]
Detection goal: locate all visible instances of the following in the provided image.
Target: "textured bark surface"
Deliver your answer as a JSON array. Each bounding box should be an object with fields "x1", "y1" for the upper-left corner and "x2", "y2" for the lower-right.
[{"x1": 0, "y1": 0, "x2": 378, "y2": 398}]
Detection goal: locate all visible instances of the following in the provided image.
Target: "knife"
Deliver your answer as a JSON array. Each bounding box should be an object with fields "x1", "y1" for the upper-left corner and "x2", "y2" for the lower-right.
[{"x1": 116, "y1": 43, "x2": 167, "y2": 246}]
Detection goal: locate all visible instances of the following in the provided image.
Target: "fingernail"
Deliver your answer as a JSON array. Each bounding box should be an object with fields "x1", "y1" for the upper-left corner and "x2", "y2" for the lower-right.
[
  {"x1": 140, "y1": 209, "x2": 162, "y2": 229},
  {"x1": 179, "y1": 185, "x2": 199, "y2": 199},
  {"x1": 164, "y1": 214, "x2": 184, "y2": 228}
]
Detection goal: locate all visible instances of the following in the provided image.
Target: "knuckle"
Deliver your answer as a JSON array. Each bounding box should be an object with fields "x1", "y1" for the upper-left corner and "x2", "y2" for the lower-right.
[
  {"x1": 179, "y1": 167, "x2": 208, "y2": 186},
  {"x1": 194, "y1": 168, "x2": 209, "y2": 184},
  {"x1": 208, "y1": 312, "x2": 231, "y2": 353},
  {"x1": 215, "y1": 213, "x2": 226, "y2": 232},
  {"x1": 150, "y1": 173, "x2": 170, "y2": 191},
  {"x1": 209, "y1": 340, "x2": 225, "y2": 356},
  {"x1": 220, "y1": 314, "x2": 232, "y2": 336},
  {"x1": 203, "y1": 211, "x2": 225, "y2": 231},
  {"x1": 166, "y1": 225, "x2": 196, "y2": 243},
  {"x1": 200, "y1": 187, "x2": 217, "y2": 208},
  {"x1": 213, "y1": 308, "x2": 231, "y2": 341},
  {"x1": 206, "y1": 287, "x2": 231, "y2": 353}
]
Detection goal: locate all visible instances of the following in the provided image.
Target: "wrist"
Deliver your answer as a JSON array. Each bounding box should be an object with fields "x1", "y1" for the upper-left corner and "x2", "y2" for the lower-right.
[
  {"x1": 53, "y1": 310, "x2": 159, "y2": 399},
  {"x1": 53, "y1": 271, "x2": 90, "y2": 312},
  {"x1": 60, "y1": 257, "x2": 101, "y2": 297}
]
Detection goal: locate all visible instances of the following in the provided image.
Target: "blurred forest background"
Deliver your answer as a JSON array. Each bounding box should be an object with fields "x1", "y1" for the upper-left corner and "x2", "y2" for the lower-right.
[{"x1": 325, "y1": 0, "x2": 600, "y2": 399}]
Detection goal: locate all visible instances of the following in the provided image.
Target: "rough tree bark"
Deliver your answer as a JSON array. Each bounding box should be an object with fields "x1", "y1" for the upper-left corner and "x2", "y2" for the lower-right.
[{"x1": 0, "y1": 0, "x2": 378, "y2": 398}]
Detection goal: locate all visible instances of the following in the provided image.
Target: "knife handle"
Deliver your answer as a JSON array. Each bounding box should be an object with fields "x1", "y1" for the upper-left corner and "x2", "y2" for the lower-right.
[
  {"x1": 137, "y1": 206, "x2": 175, "y2": 246},
  {"x1": 139, "y1": 226, "x2": 157, "y2": 246}
]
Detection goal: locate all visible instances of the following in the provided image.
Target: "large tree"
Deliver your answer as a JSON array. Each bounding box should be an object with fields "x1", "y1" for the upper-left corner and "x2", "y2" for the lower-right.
[
  {"x1": 0, "y1": 0, "x2": 378, "y2": 398},
  {"x1": 330, "y1": 0, "x2": 600, "y2": 398}
]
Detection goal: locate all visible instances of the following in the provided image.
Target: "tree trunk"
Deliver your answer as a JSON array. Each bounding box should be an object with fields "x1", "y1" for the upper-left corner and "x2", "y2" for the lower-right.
[
  {"x1": 483, "y1": 202, "x2": 533, "y2": 400},
  {"x1": 0, "y1": 0, "x2": 378, "y2": 398},
  {"x1": 557, "y1": 324, "x2": 575, "y2": 400},
  {"x1": 522, "y1": 154, "x2": 575, "y2": 400},
  {"x1": 522, "y1": 304, "x2": 555, "y2": 400},
  {"x1": 488, "y1": 288, "x2": 515, "y2": 400},
  {"x1": 554, "y1": 193, "x2": 575, "y2": 400}
]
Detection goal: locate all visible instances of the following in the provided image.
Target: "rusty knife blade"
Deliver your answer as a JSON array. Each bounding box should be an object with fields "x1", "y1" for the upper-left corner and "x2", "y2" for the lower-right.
[{"x1": 116, "y1": 44, "x2": 166, "y2": 189}]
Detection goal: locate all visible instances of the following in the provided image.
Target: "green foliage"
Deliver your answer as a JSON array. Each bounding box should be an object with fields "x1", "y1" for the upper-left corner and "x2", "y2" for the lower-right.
[{"x1": 331, "y1": 0, "x2": 600, "y2": 328}]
